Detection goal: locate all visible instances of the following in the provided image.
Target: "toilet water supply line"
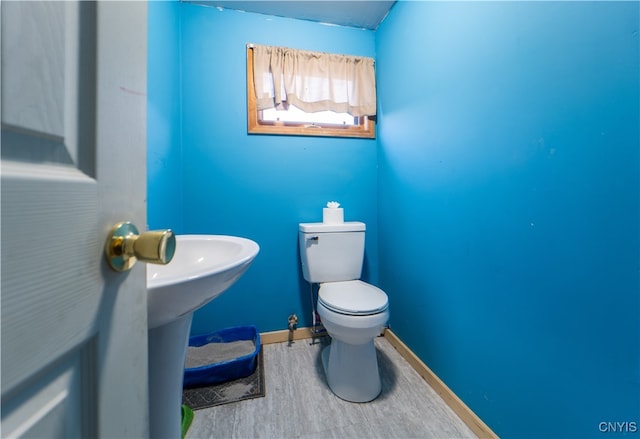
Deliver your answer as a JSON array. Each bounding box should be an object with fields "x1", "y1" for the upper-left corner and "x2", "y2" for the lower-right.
[
  {"x1": 309, "y1": 283, "x2": 326, "y2": 335},
  {"x1": 287, "y1": 283, "x2": 325, "y2": 342}
]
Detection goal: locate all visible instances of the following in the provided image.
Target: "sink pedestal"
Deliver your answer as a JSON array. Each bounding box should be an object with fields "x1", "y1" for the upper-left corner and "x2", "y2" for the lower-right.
[
  {"x1": 146, "y1": 235, "x2": 260, "y2": 438},
  {"x1": 149, "y1": 313, "x2": 193, "y2": 439}
]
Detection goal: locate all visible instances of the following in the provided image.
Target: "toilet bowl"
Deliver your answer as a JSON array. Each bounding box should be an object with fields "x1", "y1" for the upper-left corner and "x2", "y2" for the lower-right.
[
  {"x1": 317, "y1": 280, "x2": 389, "y2": 402},
  {"x1": 299, "y1": 221, "x2": 390, "y2": 403}
]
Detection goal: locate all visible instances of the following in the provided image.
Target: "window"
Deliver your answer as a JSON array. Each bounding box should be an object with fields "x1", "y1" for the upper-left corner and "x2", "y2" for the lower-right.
[
  {"x1": 261, "y1": 105, "x2": 356, "y2": 126},
  {"x1": 247, "y1": 45, "x2": 376, "y2": 139}
]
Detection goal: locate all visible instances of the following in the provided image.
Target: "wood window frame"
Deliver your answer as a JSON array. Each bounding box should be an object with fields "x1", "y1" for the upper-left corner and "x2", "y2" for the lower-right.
[{"x1": 246, "y1": 47, "x2": 376, "y2": 139}]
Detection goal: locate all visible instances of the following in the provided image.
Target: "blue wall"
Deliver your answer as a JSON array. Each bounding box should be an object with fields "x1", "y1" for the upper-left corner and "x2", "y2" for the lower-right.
[
  {"x1": 148, "y1": 1, "x2": 639, "y2": 437},
  {"x1": 148, "y1": 0, "x2": 183, "y2": 232},
  {"x1": 376, "y1": 2, "x2": 639, "y2": 438},
  {"x1": 166, "y1": 4, "x2": 378, "y2": 334}
]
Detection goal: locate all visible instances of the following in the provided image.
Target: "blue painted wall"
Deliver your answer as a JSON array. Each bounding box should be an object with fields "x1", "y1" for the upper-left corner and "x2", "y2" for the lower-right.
[
  {"x1": 147, "y1": 0, "x2": 183, "y2": 233},
  {"x1": 376, "y1": 2, "x2": 639, "y2": 438},
  {"x1": 176, "y1": 4, "x2": 378, "y2": 334},
  {"x1": 148, "y1": 1, "x2": 639, "y2": 437}
]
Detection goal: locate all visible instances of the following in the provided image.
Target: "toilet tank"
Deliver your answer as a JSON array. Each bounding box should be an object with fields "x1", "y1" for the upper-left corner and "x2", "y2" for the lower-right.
[{"x1": 298, "y1": 222, "x2": 366, "y2": 283}]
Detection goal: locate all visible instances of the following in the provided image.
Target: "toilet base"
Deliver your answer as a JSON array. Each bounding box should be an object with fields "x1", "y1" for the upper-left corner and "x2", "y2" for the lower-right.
[{"x1": 321, "y1": 339, "x2": 381, "y2": 403}]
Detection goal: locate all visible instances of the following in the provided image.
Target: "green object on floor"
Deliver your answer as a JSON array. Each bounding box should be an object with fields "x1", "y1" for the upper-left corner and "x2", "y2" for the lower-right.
[{"x1": 181, "y1": 404, "x2": 194, "y2": 439}]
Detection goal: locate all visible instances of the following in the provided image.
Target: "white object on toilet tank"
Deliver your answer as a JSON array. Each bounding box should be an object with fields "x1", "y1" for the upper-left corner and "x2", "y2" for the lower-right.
[
  {"x1": 323, "y1": 201, "x2": 344, "y2": 224},
  {"x1": 298, "y1": 221, "x2": 365, "y2": 283}
]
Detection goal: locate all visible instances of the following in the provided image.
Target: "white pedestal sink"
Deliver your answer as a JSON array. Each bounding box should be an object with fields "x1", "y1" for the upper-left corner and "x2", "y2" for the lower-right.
[{"x1": 146, "y1": 235, "x2": 259, "y2": 438}]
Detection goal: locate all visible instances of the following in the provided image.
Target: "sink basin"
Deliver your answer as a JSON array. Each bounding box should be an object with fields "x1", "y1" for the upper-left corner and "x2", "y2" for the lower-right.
[
  {"x1": 147, "y1": 235, "x2": 260, "y2": 329},
  {"x1": 146, "y1": 234, "x2": 259, "y2": 438}
]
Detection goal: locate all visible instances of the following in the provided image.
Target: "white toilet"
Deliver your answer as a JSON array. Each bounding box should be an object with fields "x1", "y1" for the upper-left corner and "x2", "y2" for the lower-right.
[{"x1": 299, "y1": 221, "x2": 389, "y2": 402}]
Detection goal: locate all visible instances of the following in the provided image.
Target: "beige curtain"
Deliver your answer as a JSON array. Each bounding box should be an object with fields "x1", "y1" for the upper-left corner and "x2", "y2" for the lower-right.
[{"x1": 252, "y1": 44, "x2": 376, "y2": 117}]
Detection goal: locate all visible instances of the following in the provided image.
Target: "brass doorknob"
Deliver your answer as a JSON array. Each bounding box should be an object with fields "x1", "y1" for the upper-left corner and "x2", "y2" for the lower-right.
[{"x1": 105, "y1": 222, "x2": 176, "y2": 272}]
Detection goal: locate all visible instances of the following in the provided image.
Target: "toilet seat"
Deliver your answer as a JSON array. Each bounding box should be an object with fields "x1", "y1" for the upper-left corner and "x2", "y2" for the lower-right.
[{"x1": 319, "y1": 280, "x2": 388, "y2": 316}]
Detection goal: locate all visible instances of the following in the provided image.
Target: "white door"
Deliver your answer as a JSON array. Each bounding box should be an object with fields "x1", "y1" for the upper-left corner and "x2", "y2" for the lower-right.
[{"x1": 1, "y1": 2, "x2": 149, "y2": 437}]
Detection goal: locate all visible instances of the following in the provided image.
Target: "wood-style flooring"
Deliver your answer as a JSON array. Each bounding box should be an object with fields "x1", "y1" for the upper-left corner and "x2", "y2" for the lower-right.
[{"x1": 186, "y1": 335, "x2": 477, "y2": 438}]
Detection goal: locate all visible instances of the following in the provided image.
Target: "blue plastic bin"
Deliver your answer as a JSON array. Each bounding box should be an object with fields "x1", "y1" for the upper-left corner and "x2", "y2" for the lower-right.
[{"x1": 183, "y1": 325, "x2": 260, "y2": 388}]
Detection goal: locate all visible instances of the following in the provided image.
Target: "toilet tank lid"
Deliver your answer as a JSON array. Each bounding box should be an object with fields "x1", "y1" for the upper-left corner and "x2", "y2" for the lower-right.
[{"x1": 299, "y1": 221, "x2": 365, "y2": 233}]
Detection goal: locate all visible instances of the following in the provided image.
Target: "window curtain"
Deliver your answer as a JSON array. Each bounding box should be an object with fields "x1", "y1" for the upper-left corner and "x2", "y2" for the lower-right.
[{"x1": 252, "y1": 44, "x2": 376, "y2": 117}]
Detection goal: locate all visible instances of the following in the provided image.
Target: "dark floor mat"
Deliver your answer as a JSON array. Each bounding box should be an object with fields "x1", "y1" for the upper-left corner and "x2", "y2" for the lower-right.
[{"x1": 182, "y1": 348, "x2": 265, "y2": 410}]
